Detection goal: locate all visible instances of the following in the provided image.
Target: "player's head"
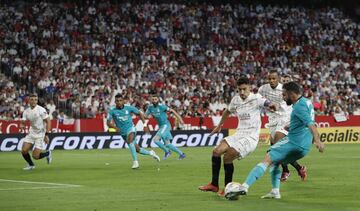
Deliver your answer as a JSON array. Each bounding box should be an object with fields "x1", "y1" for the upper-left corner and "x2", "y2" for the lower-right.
[
  {"x1": 237, "y1": 76, "x2": 250, "y2": 100},
  {"x1": 29, "y1": 93, "x2": 38, "y2": 108},
  {"x1": 268, "y1": 70, "x2": 280, "y2": 89},
  {"x1": 283, "y1": 82, "x2": 302, "y2": 105},
  {"x1": 151, "y1": 95, "x2": 159, "y2": 107},
  {"x1": 282, "y1": 74, "x2": 292, "y2": 84},
  {"x1": 114, "y1": 94, "x2": 125, "y2": 108}
]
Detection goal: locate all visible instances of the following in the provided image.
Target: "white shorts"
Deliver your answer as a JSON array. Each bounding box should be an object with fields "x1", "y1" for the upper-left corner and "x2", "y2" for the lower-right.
[
  {"x1": 269, "y1": 119, "x2": 289, "y2": 139},
  {"x1": 224, "y1": 133, "x2": 258, "y2": 159},
  {"x1": 23, "y1": 133, "x2": 45, "y2": 150}
]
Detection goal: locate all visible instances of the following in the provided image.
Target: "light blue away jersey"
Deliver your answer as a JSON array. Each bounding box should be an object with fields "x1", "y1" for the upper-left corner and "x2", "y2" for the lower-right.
[
  {"x1": 146, "y1": 104, "x2": 170, "y2": 127},
  {"x1": 107, "y1": 105, "x2": 139, "y2": 133},
  {"x1": 288, "y1": 97, "x2": 315, "y2": 149}
]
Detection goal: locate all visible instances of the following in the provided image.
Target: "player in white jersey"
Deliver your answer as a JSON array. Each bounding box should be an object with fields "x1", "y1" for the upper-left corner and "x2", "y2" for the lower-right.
[
  {"x1": 199, "y1": 77, "x2": 277, "y2": 196},
  {"x1": 258, "y1": 70, "x2": 307, "y2": 181},
  {"x1": 20, "y1": 94, "x2": 52, "y2": 170}
]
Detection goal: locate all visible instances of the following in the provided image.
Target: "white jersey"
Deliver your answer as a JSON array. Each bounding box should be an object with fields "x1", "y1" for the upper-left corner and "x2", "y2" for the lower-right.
[
  {"x1": 22, "y1": 105, "x2": 49, "y2": 137},
  {"x1": 228, "y1": 93, "x2": 267, "y2": 140},
  {"x1": 258, "y1": 83, "x2": 292, "y2": 126}
]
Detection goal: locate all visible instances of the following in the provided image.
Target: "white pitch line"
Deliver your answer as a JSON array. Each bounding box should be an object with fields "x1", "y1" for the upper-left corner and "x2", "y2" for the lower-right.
[
  {"x1": 0, "y1": 179, "x2": 82, "y2": 187},
  {"x1": 0, "y1": 186, "x2": 80, "y2": 191}
]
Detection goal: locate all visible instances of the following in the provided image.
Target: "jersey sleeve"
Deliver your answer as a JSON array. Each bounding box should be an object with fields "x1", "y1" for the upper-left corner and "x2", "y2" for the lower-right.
[
  {"x1": 145, "y1": 107, "x2": 151, "y2": 116},
  {"x1": 21, "y1": 110, "x2": 27, "y2": 121},
  {"x1": 40, "y1": 107, "x2": 49, "y2": 120},
  {"x1": 294, "y1": 102, "x2": 315, "y2": 126},
  {"x1": 129, "y1": 106, "x2": 140, "y2": 115},
  {"x1": 107, "y1": 109, "x2": 113, "y2": 121},
  {"x1": 258, "y1": 85, "x2": 264, "y2": 96},
  {"x1": 255, "y1": 94, "x2": 268, "y2": 108},
  {"x1": 161, "y1": 104, "x2": 169, "y2": 112},
  {"x1": 227, "y1": 97, "x2": 237, "y2": 113}
]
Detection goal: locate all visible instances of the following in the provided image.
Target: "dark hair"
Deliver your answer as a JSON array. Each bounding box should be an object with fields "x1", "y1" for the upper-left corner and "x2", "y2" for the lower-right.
[
  {"x1": 269, "y1": 69, "x2": 279, "y2": 75},
  {"x1": 237, "y1": 77, "x2": 250, "y2": 86},
  {"x1": 29, "y1": 93, "x2": 38, "y2": 98},
  {"x1": 115, "y1": 94, "x2": 123, "y2": 99},
  {"x1": 283, "y1": 82, "x2": 302, "y2": 94}
]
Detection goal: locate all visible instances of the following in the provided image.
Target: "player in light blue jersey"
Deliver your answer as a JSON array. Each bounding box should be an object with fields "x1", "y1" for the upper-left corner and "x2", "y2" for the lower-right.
[
  {"x1": 225, "y1": 82, "x2": 325, "y2": 200},
  {"x1": 107, "y1": 94, "x2": 160, "y2": 169},
  {"x1": 145, "y1": 95, "x2": 186, "y2": 160}
]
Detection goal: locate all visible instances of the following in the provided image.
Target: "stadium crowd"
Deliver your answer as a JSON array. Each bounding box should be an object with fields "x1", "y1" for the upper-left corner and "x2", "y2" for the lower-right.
[{"x1": 0, "y1": 1, "x2": 359, "y2": 120}]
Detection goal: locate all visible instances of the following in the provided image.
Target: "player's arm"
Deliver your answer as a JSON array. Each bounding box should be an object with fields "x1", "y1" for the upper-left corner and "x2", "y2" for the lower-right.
[
  {"x1": 106, "y1": 111, "x2": 121, "y2": 132},
  {"x1": 43, "y1": 117, "x2": 51, "y2": 144},
  {"x1": 308, "y1": 124, "x2": 324, "y2": 153},
  {"x1": 138, "y1": 111, "x2": 150, "y2": 133},
  {"x1": 263, "y1": 100, "x2": 278, "y2": 112},
  {"x1": 295, "y1": 104, "x2": 325, "y2": 153},
  {"x1": 210, "y1": 109, "x2": 230, "y2": 136},
  {"x1": 169, "y1": 108, "x2": 184, "y2": 125}
]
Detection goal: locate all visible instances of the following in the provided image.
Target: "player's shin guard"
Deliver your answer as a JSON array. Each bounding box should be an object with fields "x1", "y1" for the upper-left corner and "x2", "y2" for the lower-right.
[
  {"x1": 269, "y1": 164, "x2": 281, "y2": 189},
  {"x1": 211, "y1": 156, "x2": 221, "y2": 187},
  {"x1": 22, "y1": 152, "x2": 34, "y2": 166},
  {"x1": 244, "y1": 163, "x2": 267, "y2": 187},
  {"x1": 39, "y1": 151, "x2": 49, "y2": 159},
  {"x1": 166, "y1": 143, "x2": 183, "y2": 155},
  {"x1": 128, "y1": 143, "x2": 138, "y2": 161},
  {"x1": 154, "y1": 140, "x2": 169, "y2": 153},
  {"x1": 224, "y1": 163, "x2": 234, "y2": 187}
]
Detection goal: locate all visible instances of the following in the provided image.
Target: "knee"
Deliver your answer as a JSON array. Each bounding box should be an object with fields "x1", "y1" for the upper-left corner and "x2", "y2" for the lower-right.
[
  {"x1": 21, "y1": 149, "x2": 28, "y2": 155},
  {"x1": 212, "y1": 148, "x2": 222, "y2": 157}
]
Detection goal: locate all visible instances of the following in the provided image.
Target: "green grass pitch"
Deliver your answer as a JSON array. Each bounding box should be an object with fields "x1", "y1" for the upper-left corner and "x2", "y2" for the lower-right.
[{"x1": 0, "y1": 144, "x2": 359, "y2": 211}]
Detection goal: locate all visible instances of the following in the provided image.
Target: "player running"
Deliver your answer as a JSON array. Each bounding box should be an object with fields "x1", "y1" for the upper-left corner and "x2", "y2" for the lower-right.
[
  {"x1": 145, "y1": 95, "x2": 186, "y2": 160},
  {"x1": 107, "y1": 94, "x2": 160, "y2": 169},
  {"x1": 20, "y1": 93, "x2": 52, "y2": 170}
]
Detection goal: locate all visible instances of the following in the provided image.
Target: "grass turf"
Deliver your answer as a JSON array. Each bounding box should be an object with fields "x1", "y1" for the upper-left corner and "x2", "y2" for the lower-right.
[{"x1": 0, "y1": 144, "x2": 359, "y2": 211}]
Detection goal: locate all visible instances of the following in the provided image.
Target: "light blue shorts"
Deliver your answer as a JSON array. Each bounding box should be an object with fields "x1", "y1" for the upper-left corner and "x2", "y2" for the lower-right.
[{"x1": 268, "y1": 137, "x2": 310, "y2": 165}]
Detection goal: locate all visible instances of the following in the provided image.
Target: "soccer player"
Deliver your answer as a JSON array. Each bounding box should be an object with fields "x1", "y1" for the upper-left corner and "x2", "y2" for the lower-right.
[
  {"x1": 258, "y1": 70, "x2": 307, "y2": 181},
  {"x1": 145, "y1": 95, "x2": 186, "y2": 160},
  {"x1": 228, "y1": 82, "x2": 325, "y2": 199},
  {"x1": 198, "y1": 77, "x2": 277, "y2": 196},
  {"x1": 107, "y1": 94, "x2": 160, "y2": 169},
  {"x1": 20, "y1": 93, "x2": 52, "y2": 170}
]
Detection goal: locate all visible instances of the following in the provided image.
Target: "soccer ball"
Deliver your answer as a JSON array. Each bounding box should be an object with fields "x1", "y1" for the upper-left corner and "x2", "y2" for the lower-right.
[{"x1": 224, "y1": 182, "x2": 242, "y2": 200}]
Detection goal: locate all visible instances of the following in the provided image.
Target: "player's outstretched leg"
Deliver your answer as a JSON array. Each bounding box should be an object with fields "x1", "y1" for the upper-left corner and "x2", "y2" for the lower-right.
[{"x1": 291, "y1": 161, "x2": 307, "y2": 181}]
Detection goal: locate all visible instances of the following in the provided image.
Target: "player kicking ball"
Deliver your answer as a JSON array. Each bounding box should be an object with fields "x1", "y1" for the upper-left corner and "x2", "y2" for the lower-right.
[
  {"x1": 226, "y1": 82, "x2": 325, "y2": 199},
  {"x1": 20, "y1": 94, "x2": 52, "y2": 170}
]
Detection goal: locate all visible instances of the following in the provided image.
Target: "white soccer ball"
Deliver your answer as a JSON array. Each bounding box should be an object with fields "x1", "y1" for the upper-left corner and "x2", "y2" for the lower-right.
[{"x1": 224, "y1": 182, "x2": 242, "y2": 200}]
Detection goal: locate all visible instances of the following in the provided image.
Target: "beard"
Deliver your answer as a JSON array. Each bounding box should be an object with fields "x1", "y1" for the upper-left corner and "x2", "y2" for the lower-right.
[
  {"x1": 153, "y1": 102, "x2": 158, "y2": 107},
  {"x1": 286, "y1": 99, "x2": 292, "y2": 105}
]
